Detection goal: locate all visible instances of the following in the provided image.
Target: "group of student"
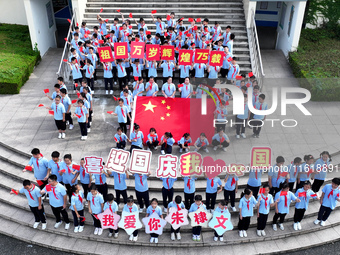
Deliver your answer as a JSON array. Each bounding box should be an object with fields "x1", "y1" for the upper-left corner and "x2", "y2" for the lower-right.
[{"x1": 14, "y1": 147, "x2": 340, "y2": 242}]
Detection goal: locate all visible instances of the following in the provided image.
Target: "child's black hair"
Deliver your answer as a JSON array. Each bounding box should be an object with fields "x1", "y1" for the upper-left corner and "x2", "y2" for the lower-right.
[
  {"x1": 51, "y1": 151, "x2": 60, "y2": 158},
  {"x1": 106, "y1": 193, "x2": 114, "y2": 201}
]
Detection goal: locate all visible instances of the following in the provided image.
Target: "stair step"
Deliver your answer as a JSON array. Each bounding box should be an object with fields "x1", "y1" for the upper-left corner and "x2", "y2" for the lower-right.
[{"x1": 85, "y1": 7, "x2": 245, "y2": 12}]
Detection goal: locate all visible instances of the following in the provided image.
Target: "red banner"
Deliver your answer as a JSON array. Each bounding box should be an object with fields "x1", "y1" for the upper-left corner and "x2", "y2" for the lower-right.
[
  {"x1": 98, "y1": 47, "x2": 114, "y2": 62},
  {"x1": 209, "y1": 51, "x2": 224, "y2": 66},
  {"x1": 194, "y1": 49, "x2": 210, "y2": 64},
  {"x1": 178, "y1": 50, "x2": 193, "y2": 65},
  {"x1": 114, "y1": 42, "x2": 128, "y2": 59},
  {"x1": 146, "y1": 44, "x2": 160, "y2": 61},
  {"x1": 130, "y1": 42, "x2": 145, "y2": 59},
  {"x1": 160, "y1": 45, "x2": 175, "y2": 60}
]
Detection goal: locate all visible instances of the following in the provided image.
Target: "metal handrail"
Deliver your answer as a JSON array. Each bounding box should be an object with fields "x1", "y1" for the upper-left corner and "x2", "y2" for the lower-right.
[{"x1": 56, "y1": 9, "x2": 77, "y2": 82}]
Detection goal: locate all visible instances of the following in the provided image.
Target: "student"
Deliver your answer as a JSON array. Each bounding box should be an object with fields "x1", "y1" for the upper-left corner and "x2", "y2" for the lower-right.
[
  {"x1": 87, "y1": 184, "x2": 104, "y2": 235},
  {"x1": 113, "y1": 98, "x2": 130, "y2": 135},
  {"x1": 238, "y1": 188, "x2": 257, "y2": 237},
  {"x1": 205, "y1": 174, "x2": 222, "y2": 212},
  {"x1": 194, "y1": 133, "x2": 209, "y2": 153},
  {"x1": 161, "y1": 77, "x2": 176, "y2": 98},
  {"x1": 213, "y1": 201, "x2": 229, "y2": 241},
  {"x1": 224, "y1": 173, "x2": 238, "y2": 212},
  {"x1": 272, "y1": 183, "x2": 300, "y2": 231},
  {"x1": 132, "y1": 77, "x2": 145, "y2": 97},
  {"x1": 92, "y1": 168, "x2": 108, "y2": 202},
  {"x1": 251, "y1": 94, "x2": 267, "y2": 138},
  {"x1": 74, "y1": 99, "x2": 89, "y2": 140},
  {"x1": 314, "y1": 178, "x2": 340, "y2": 226},
  {"x1": 114, "y1": 127, "x2": 129, "y2": 149},
  {"x1": 256, "y1": 184, "x2": 274, "y2": 236},
  {"x1": 312, "y1": 151, "x2": 331, "y2": 192},
  {"x1": 193, "y1": 62, "x2": 207, "y2": 84},
  {"x1": 130, "y1": 123, "x2": 144, "y2": 152},
  {"x1": 146, "y1": 127, "x2": 159, "y2": 151},
  {"x1": 70, "y1": 184, "x2": 85, "y2": 233},
  {"x1": 86, "y1": 47, "x2": 98, "y2": 84},
  {"x1": 46, "y1": 95, "x2": 66, "y2": 139},
  {"x1": 103, "y1": 193, "x2": 119, "y2": 238},
  {"x1": 41, "y1": 174, "x2": 70, "y2": 229},
  {"x1": 212, "y1": 128, "x2": 230, "y2": 152},
  {"x1": 160, "y1": 132, "x2": 175, "y2": 155},
  {"x1": 82, "y1": 88, "x2": 93, "y2": 133},
  {"x1": 227, "y1": 57, "x2": 240, "y2": 80},
  {"x1": 84, "y1": 59, "x2": 95, "y2": 91},
  {"x1": 116, "y1": 59, "x2": 127, "y2": 89},
  {"x1": 123, "y1": 196, "x2": 139, "y2": 241},
  {"x1": 214, "y1": 99, "x2": 227, "y2": 132},
  {"x1": 24, "y1": 148, "x2": 49, "y2": 189},
  {"x1": 120, "y1": 84, "x2": 133, "y2": 98},
  {"x1": 247, "y1": 168, "x2": 263, "y2": 199},
  {"x1": 167, "y1": 195, "x2": 185, "y2": 240},
  {"x1": 160, "y1": 177, "x2": 177, "y2": 212},
  {"x1": 122, "y1": 89, "x2": 133, "y2": 129},
  {"x1": 151, "y1": 15, "x2": 166, "y2": 43},
  {"x1": 69, "y1": 57, "x2": 83, "y2": 87},
  {"x1": 133, "y1": 170, "x2": 151, "y2": 212},
  {"x1": 105, "y1": 168, "x2": 129, "y2": 205},
  {"x1": 59, "y1": 88, "x2": 73, "y2": 130},
  {"x1": 177, "y1": 63, "x2": 192, "y2": 84},
  {"x1": 268, "y1": 156, "x2": 289, "y2": 196},
  {"x1": 146, "y1": 198, "x2": 163, "y2": 243},
  {"x1": 79, "y1": 158, "x2": 92, "y2": 202},
  {"x1": 297, "y1": 155, "x2": 314, "y2": 190},
  {"x1": 160, "y1": 61, "x2": 175, "y2": 84},
  {"x1": 288, "y1": 157, "x2": 302, "y2": 192},
  {"x1": 225, "y1": 34, "x2": 235, "y2": 55},
  {"x1": 189, "y1": 194, "x2": 206, "y2": 241},
  {"x1": 103, "y1": 61, "x2": 114, "y2": 94},
  {"x1": 46, "y1": 84, "x2": 61, "y2": 101},
  {"x1": 178, "y1": 133, "x2": 192, "y2": 153},
  {"x1": 60, "y1": 154, "x2": 79, "y2": 202},
  {"x1": 236, "y1": 94, "x2": 249, "y2": 139},
  {"x1": 178, "y1": 77, "x2": 193, "y2": 98},
  {"x1": 145, "y1": 77, "x2": 159, "y2": 98},
  {"x1": 294, "y1": 181, "x2": 318, "y2": 230},
  {"x1": 11, "y1": 179, "x2": 46, "y2": 229},
  {"x1": 48, "y1": 151, "x2": 63, "y2": 184}
]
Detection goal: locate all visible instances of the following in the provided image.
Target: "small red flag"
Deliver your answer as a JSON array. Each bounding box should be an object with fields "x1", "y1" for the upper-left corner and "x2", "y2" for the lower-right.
[
  {"x1": 77, "y1": 92, "x2": 81, "y2": 98},
  {"x1": 38, "y1": 104, "x2": 44, "y2": 107},
  {"x1": 227, "y1": 57, "x2": 233, "y2": 62},
  {"x1": 80, "y1": 216, "x2": 86, "y2": 222},
  {"x1": 129, "y1": 25, "x2": 132, "y2": 29},
  {"x1": 71, "y1": 99, "x2": 77, "y2": 104},
  {"x1": 58, "y1": 169, "x2": 66, "y2": 174},
  {"x1": 298, "y1": 192, "x2": 307, "y2": 197},
  {"x1": 67, "y1": 19, "x2": 71, "y2": 23},
  {"x1": 236, "y1": 75, "x2": 243, "y2": 80},
  {"x1": 248, "y1": 72, "x2": 254, "y2": 77},
  {"x1": 167, "y1": 15, "x2": 171, "y2": 21},
  {"x1": 188, "y1": 18, "x2": 194, "y2": 22},
  {"x1": 64, "y1": 38, "x2": 68, "y2": 41},
  {"x1": 119, "y1": 27, "x2": 123, "y2": 31},
  {"x1": 151, "y1": 10, "x2": 157, "y2": 14},
  {"x1": 107, "y1": 111, "x2": 114, "y2": 114},
  {"x1": 100, "y1": 8, "x2": 103, "y2": 13},
  {"x1": 100, "y1": 31, "x2": 103, "y2": 35},
  {"x1": 11, "y1": 189, "x2": 18, "y2": 195},
  {"x1": 73, "y1": 164, "x2": 81, "y2": 170},
  {"x1": 134, "y1": 76, "x2": 139, "y2": 81},
  {"x1": 129, "y1": 13, "x2": 133, "y2": 18},
  {"x1": 178, "y1": 84, "x2": 184, "y2": 88},
  {"x1": 45, "y1": 185, "x2": 52, "y2": 192},
  {"x1": 63, "y1": 59, "x2": 68, "y2": 62},
  {"x1": 98, "y1": 39, "x2": 104, "y2": 44},
  {"x1": 280, "y1": 191, "x2": 288, "y2": 196},
  {"x1": 193, "y1": 26, "x2": 198, "y2": 31},
  {"x1": 105, "y1": 19, "x2": 109, "y2": 23},
  {"x1": 106, "y1": 34, "x2": 111, "y2": 38},
  {"x1": 113, "y1": 96, "x2": 118, "y2": 101},
  {"x1": 43, "y1": 89, "x2": 49, "y2": 93},
  {"x1": 25, "y1": 166, "x2": 33, "y2": 171},
  {"x1": 146, "y1": 31, "x2": 151, "y2": 35},
  {"x1": 75, "y1": 83, "x2": 78, "y2": 87},
  {"x1": 49, "y1": 110, "x2": 54, "y2": 115},
  {"x1": 86, "y1": 30, "x2": 91, "y2": 34},
  {"x1": 116, "y1": 9, "x2": 120, "y2": 13},
  {"x1": 76, "y1": 22, "x2": 79, "y2": 27},
  {"x1": 179, "y1": 32, "x2": 182, "y2": 36},
  {"x1": 75, "y1": 114, "x2": 82, "y2": 118},
  {"x1": 196, "y1": 18, "x2": 201, "y2": 22},
  {"x1": 259, "y1": 188, "x2": 265, "y2": 194},
  {"x1": 164, "y1": 32, "x2": 168, "y2": 37}
]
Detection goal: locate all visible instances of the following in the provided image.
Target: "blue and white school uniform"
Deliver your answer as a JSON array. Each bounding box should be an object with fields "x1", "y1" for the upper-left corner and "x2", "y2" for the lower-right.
[
  {"x1": 130, "y1": 131, "x2": 144, "y2": 149},
  {"x1": 161, "y1": 62, "x2": 175, "y2": 77},
  {"x1": 43, "y1": 183, "x2": 67, "y2": 208},
  {"x1": 268, "y1": 164, "x2": 286, "y2": 190},
  {"x1": 194, "y1": 64, "x2": 206, "y2": 78},
  {"x1": 178, "y1": 137, "x2": 192, "y2": 148},
  {"x1": 194, "y1": 137, "x2": 209, "y2": 149},
  {"x1": 84, "y1": 65, "x2": 95, "y2": 78},
  {"x1": 115, "y1": 105, "x2": 129, "y2": 124},
  {"x1": 179, "y1": 83, "x2": 193, "y2": 98},
  {"x1": 299, "y1": 163, "x2": 314, "y2": 182},
  {"x1": 87, "y1": 192, "x2": 104, "y2": 215},
  {"x1": 19, "y1": 185, "x2": 42, "y2": 208},
  {"x1": 206, "y1": 177, "x2": 222, "y2": 210},
  {"x1": 313, "y1": 158, "x2": 330, "y2": 181},
  {"x1": 75, "y1": 106, "x2": 88, "y2": 123},
  {"x1": 48, "y1": 160, "x2": 63, "y2": 183},
  {"x1": 227, "y1": 64, "x2": 239, "y2": 80},
  {"x1": 28, "y1": 157, "x2": 49, "y2": 181},
  {"x1": 132, "y1": 82, "x2": 144, "y2": 97},
  {"x1": 51, "y1": 102, "x2": 66, "y2": 121},
  {"x1": 70, "y1": 191, "x2": 84, "y2": 211},
  {"x1": 275, "y1": 191, "x2": 297, "y2": 214},
  {"x1": 145, "y1": 81, "x2": 159, "y2": 96},
  {"x1": 70, "y1": 63, "x2": 82, "y2": 80},
  {"x1": 60, "y1": 162, "x2": 78, "y2": 186},
  {"x1": 147, "y1": 61, "x2": 158, "y2": 77},
  {"x1": 161, "y1": 83, "x2": 176, "y2": 97}
]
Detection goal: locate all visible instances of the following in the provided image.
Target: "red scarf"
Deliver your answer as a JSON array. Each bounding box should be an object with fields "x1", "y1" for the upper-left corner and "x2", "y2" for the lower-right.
[
  {"x1": 168, "y1": 63, "x2": 170, "y2": 72},
  {"x1": 51, "y1": 186, "x2": 59, "y2": 200},
  {"x1": 246, "y1": 200, "x2": 250, "y2": 210},
  {"x1": 328, "y1": 189, "x2": 334, "y2": 199},
  {"x1": 118, "y1": 173, "x2": 121, "y2": 183},
  {"x1": 166, "y1": 178, "x2": 170, "y2": 190},
  {"x1": 92, "y1": 196, "x2": 95, "y2": 205},
  {"x1": 67, "y1": 165, "x2": 72, "y2": 174},
  {"x1": 262, "y1": 195, "x2": 268, "y2": 209},
  {"x1": 121, "y1": 107, "x2": 126, "y2": 117},
  {"x1": 187, "y1": 179, "x2": 191, "y2": 190},
  {"x1": 99, "y1": 174, "x2": 103, "y2": 184},
  {"x1": 36, "y1": 158, "x2": 39, "y2": 169},
  {"x1": 210, "y1": 178, "x2": 214, "y2": 187},
  {"x1": 232, "y1": 65, "x2": 237, "y2": 78},
  {"x1": 28, "y1": 184, "x2": 36, "y2": 201},
  {"x1": 231, "y1": 177, "x2": 236, "y2": 187},
  {"x1": 82, "y1": 167, "x2": 85, "y2": 178},
  {"x1": 125, "y1": 97, "x2": 129, "y2": 105},
  {"x1": 73, "y1": 192, "x2": 83, "y2": 203},
  {"x1": 177, "y1": 204, "x2": 181, "y2": 211},
  {"x1": 139, "y1": 175, "x2": 143, "y2": 186}
]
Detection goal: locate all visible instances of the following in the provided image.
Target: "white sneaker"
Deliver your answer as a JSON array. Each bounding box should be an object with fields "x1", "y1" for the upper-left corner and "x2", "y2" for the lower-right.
[
  {"x1": 204, "y1": 148, "x2": 209, "y2": 153},
  {"x1": 69, "y1": 124, "x2": 74, "y2": 130},
  {"x1": 213, "y1": 146, "x2": 218, "y2": 151},
  {"x1": 171, "y1": 233, "x2": 175, "y2": 241},
  {"x1": 179, "y1": 148, "x2": 183, "y2": 153},
  {"x1": 106, "y1": 90, "x2": 109, "y2": 95},
  {"x1": 314, "y1": 219, "x2": 320, "y2": 225},
  {"x1": 58, "y1": 133, "x2": 62, "y2": 139},
  {"x1": 54, "y1": 221, "x2": 62, "y2": 229},
  {"x1": 41, "y1": 223, "x2": 47, "y2": 230},
  {"x1": 98, "y1": 228, "x2": 103, "y2": 235},
  {"x1": 279, "y1": 224, "x2": 284, "y2": 230},
  {"x1": 239, "y1": 230, "x2": 244, "y2": 237},
  {"x1": 66, "y1": 121, "x2": 69, "y2": 125},
  {"x1": 114, "y1": 82, "x2": 117, "y2": 85},
  {"x1": 243, "y1": 230, "x2": 247, "y2": 237},
  {"x1": 83, "y1": 136, "x2": 87, "y2": 140},
  {"x1": 79, "y1": 226, "x2": 84, "y2": 232},
  {"x1": 129, "y1": 234, "x2": 134, "y2": 241},
  {"x1": 133, "y1": 235, "x2": 138, "y2": 242},
  {"x1": 219, "y1": 237, "x2": 223, "y2": 241},
  {"x1": 272, "y1": 224, "x2": 277, "y2": 231},
  {"x1": 161, "y1": 150, "x2": 165, "y2": 155},
  {"x1": 214, "y1": 237, "x2": 218, "y2": 241},
  {"x1": 139, "y1": 208, "x2": 143, "y2": 213},
  {"x1": 74, "y1": 226, "x2": 79, "y2": 233},
  {"x1": 85, "y1": 202, "x2": 88, "y2": 206},
  {"x1": 261, "y1": 230, "x2": 266, "y2": 236},
  {"x1": 114, "y1": 232, "x2": 119, "y2": 238},
  {"x1": 61, "y1": 133, "x2": 65, "y2": 139},
  {"x1": 297, "y1": 222, "x2": 302, "y2": 230},
  {"x1": 81, "y1": 136, "x2": 84, "y2": 140},
  {"x1": 293, "y1": 223, "x2": 298, "y2": 231},
  {"x1": 87, "y1": 128, "x2": 91, "y2": 133},
  {"x1": 231, "y1": 207, "x2": 237, "y2": 212},
  {"x1": 110, "y1": 90, "x2": 113, "y2": 94},
  {"x1": 320, "y1": 221, "x2": 326, "y2": 226},
  {"x1": 192, "y1": 235, "x2": 197, "y2": 241},
  {"x1": 241, "y1": 133, "x2": 246, "y2": 139},
  {"x1": 65, "y1": 223, "x2": 70, "y2": 230},
  {"x1": 150, "y1": 237, "x2": 155, "y2": 243},
  {"x1": 185, "y1": 148, "x2": 188, "y2": 152},
  {"x1": 108, "y1": 233, "x2": 113, "y2": 237},
  {"x1": 257, "y1": 230, "x2": 262, "y2": 236},
  {"x1": 196, "y1": 235, "x2": 201, "y2": 241},
  {"x1": 154, "y1": 238, "x2": 158, "y2": 243},
  {"x1": 94, "y1": 228, "x2": 99, "y2": 235},
  {"x1": 33, "y1": 222, "x2": 40, "y2": 229},
  {"x1": 223, "y1": 147, "x2": 227, "y2": 152},
  {"x1": 236, "y1": 135, "x2": 240, "y2": 139},
  {"x1": 177, "y1": 233, "x2": 181, "y2": 240},
  {"x1": 164, "y1": 207, "x2": 167, "y2": 213}
]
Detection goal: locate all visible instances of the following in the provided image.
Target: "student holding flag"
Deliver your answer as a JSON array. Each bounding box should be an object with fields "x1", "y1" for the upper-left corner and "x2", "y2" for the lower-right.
[
  {"x1": 224, "y1": 173, "x2": 238, "y2": 212},
  {"x1": 256, "y1": 185, "x2": 275, "y2": 236},
  {"x1": 70, "y1": 184, "x2": 85, "y2": 233},
  {"x1": 73, "y1": 99, "x2": 89, "y2": 140},
  {"x1": 87, "y1": 184, "x2": 104, "y2": 235}
]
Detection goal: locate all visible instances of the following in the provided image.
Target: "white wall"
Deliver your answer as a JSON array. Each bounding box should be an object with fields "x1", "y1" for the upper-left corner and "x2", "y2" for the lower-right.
[
  {"x1": 72, "y1": 0, "x2": 86, "y2": 26},
  {"x1": 24, "y1": 0, "x2": 57, "y2": 56},
  {"x1": 243, "y1": 0, "x2": 257, "y2": 28},
  {"x1": 0, "y1": 0, "x2": 27, "y2": 25},
  {"x1": 255, "y1": 1, "x2": 281, "y2": 24},
  {"x1": 276, "y1": 1, "x2": 306, "y2": 56}
]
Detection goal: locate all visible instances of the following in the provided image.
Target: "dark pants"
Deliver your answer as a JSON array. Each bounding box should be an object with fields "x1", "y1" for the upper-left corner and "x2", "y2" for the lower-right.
[
  {"x1": 273, "y1": 213, "x2": 287, "y2": 224},
  {"x1": 296, "y1": 181, "x2": 304, "y2": 190},
  {"x1": 130, "y1": 145, "x2": 142, "y2": 153},
  {"x1": 269, "y1": 187, "x2": 280, "y2": 197},
  {"x1": 116, "y1": 140, "x2": 126, "y2": 149},
  {"x1": 294, "y1": 208, "x2": 306, "y2": 223},
  {"x1": 74, "y1": 78, "x2": 82, "y2": 89},
  {"x1": 247, "y1": 184, "x2": 260, "y2": 199},
  {"x1": 132, "y1": 230, "x2": 138, "y2": 237},
  {"x1": 206, "y1": 192, "x2": 217, "y2": 210},
  {"x1": 192, "y1": 226, "x2": 202, "y2": 235},
  {"x1": 179, "y1": 143, "x2": 189, "y2": 149},
  {"x1": 250, "y1": 119, "x2": 263, "y2": 135},
  {"x1": 126, "y1": 67, "x2": 132, "y2": 82},
  {"x1": 97, "y1": 183, "x2": 108, "y2": 202},
  {"x1": 51, "y1": 206, "x2": 70, "y2": 223},
  {"x1": 64, "y1": 184, "x2": 73, "y2": 203},
  {"x1": 30, "y1": 205, "x2": 46, "y2": 223},
  {"x1": 136, "y1": 190, "x2": 150, "y2": 209},
  {"x1": 214, "y1": 230, "x2": 223, "y2": 237},
  {"x1": 288, "y1": 182, "x2": 295, "y2": 192},
  {"x1": 109, "y1": 228, "x2": 119, "y2": 234},
  {"x1": 215, "y1": 123, "x2": 226, "y2": 132},
  {"x1": 79, "y1": 122, "x2": 87, "y2": 136},
  {"x1": 220, "y1": 68, "x2": 229, "y2": 79},
  {"x1": 238, "y1": 216, "x2": 251, "y2": 230},
  {"x1": 212, "y1": 140, "x2": 230, "y2": 148},
  {"x1": 162, "y1": 187, "x2": 174, "y2": 209},
  {"x1": 161, "y1": 143, "x2": 172, "y2": 154},
  {"x1": 87, "y1": 110, "x2": 93, "y2": 128},
  {"x1": 257, "y1": 213, "x2": 268, "y2": 230},
  {"x1": 184, "y1": 192, "x2": 195, "y2": 210},
  {"x1": 236, "y1": 117, "x2": 247, "y2": 135},
  {"x1": 81, "y1": 183, "x2": 90, "y2": 200},
  {"x1": 37, "y1": 180, "x2": 48, "y2": 190},
  {"x1": 171, "y1": 226, "x2": 180, "y2": 233},
  {"x1": 112, "y1": 66, "x2": 118, "y2": 82},
  {"x1": 317, "y1": 205, "x2": 333, "y2": 221},
  {"x1": 72, "y1": 209, "x2": 85, "y2": 227},
  {"x1": 65, "y1": 112, "x2": 73, "y2": 125},
  {"x1": 119, "y1": 122, "x2": 127, "y2": 134},
  {"x1": 312, "y1": 179, "x2": 324, "y2": 193},
  {"x1": 115, "y1": 189, "x2": 127, "y2": 204},
  {"x1": 104, "y1": 77, "x2": 114, "y2": 90},
  {"x1": 118, "y1": 77, "x2": 127, "y2": 90},
  {"x1": 146, "y1": 140, "x2": 159, "y2": 150},
  {"x1": 86, "y1": 78, "x2": 94, "y2": 90},
  {"x1": 55, "y1": 120, "x2": 66, "y2": 131},
  {"x1": 91, "y1": 214, "x2": 102, "y2": 228},
  {"x1": 224, "y1": 189, "x2": 236, "y2": 207},
  {"x1": 151, "y1": 233, "x2": 159, "y2": 238}
]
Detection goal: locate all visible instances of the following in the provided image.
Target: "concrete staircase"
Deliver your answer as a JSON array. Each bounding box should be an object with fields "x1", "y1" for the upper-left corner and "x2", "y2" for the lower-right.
[
  {"x1": 72, "y1": 0, "x2": 252, "y2": 97},
  {"x1": 1, "y1": 139, "x2": 340, "y2": 254}
]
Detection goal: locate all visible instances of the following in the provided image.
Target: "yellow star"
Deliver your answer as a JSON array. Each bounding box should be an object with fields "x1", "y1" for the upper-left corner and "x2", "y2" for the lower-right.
[
  {"x1": 166, "y1": 113, "x2": 170, "y2": 117},
  {"x1": 160, "y1": 116, "x2": 165, "y2": 121},
  {"x1": 161, "y1": 100, "x2": 166, "y2": 104},
  {"x1": 166, "y1": 105, "x2": 171, "y2": 110},
  {"x1": 142, "y1": 101, "x2": 157, "y2": 113}
]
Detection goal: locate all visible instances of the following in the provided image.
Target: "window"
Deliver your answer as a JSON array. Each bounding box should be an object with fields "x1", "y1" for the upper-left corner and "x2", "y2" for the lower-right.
[
  {"x1": 46, "y1": 1, "x2": 54, "y2": 28},
  {"x1": 279, "y1": 2, "x2": 287, "y2": 30},
  {"x1": 288, "y1": 5, "x2": 295, "y2": 37}
]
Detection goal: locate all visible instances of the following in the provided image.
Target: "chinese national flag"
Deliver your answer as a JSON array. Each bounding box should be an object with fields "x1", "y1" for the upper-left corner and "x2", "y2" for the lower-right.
[
  {"x1": 114, "y1": 42, "x2": 128, "y2": 59},
  {"x1": 209, "y1": 51, "x2": 224, "y2": 66},
  {"x1": 146, "y1": 44, "x2": 160, "y2": 61},
  {"x1": 131, "y1": 42, "x2": 145, "y2": 59},
  {"x1": 160, "y1": 45, "x2": 175, "y2": 60},
  {"x1": 132, "y1": 97, "x2": 215, "y2": 143},
  {"x1": 98, "y1": 46, "x2": 114, "y2": 62},
  {"x1": 194, "y1": 49, "x2": 210, "y2": 64},
  {"x1": 178, "y1": 50, "x2": 193, "y2": 65}
]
